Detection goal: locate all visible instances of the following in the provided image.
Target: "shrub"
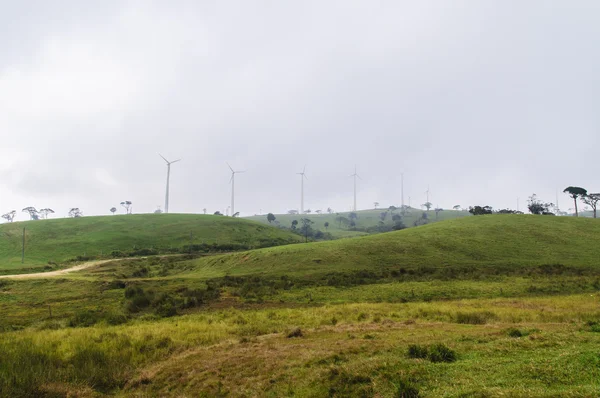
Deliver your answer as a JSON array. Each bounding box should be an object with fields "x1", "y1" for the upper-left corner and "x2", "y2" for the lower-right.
[
  {"x1": 506, "y1": 327, "x2": 524, "y2": 337},
  {"x1": 394, "y1": 378, "x2": 420, "y2": 397},
  {"x1": 427, "y1": 343, "x2": 457, "y2": 363},
  {"x1": 287, "y1": 328, "x2": 303, "y2": 338},
  {"x1": 69, "y1": 310, "x2": 103, "y2": 328},
  {"x1": 407, "y1": 344, "x2": 428, "y2": 359}
]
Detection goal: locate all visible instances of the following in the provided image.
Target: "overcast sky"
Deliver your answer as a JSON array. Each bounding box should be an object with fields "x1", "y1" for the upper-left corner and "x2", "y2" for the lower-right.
[{"x1": 1, "y1": 1, "x2": 599, "y2": 219}]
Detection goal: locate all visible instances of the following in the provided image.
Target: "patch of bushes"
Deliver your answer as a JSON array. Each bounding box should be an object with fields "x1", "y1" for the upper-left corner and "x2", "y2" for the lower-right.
[
  {"x1": 407, "y1": 343, "x2": 457, "y2": 363},
  {"x1": 123, "y1": 284, "x2": 220, "y2": 318}
]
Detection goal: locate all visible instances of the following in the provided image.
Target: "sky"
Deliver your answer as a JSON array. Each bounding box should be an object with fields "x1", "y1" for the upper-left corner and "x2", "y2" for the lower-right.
[{"x1": 1, "y1": 0, "x2": 599, "y2": 220}]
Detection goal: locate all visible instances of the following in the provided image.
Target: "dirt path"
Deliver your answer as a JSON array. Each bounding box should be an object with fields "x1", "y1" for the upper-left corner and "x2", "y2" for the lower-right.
[{"x1": 0, "y1": 259, "x2": 114, "y2": 280}]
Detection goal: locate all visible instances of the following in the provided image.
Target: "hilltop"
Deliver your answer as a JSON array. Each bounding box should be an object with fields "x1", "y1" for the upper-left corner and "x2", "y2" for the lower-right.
[
  {"x1": 246, "y1": 207, "x2": 472, "y2": 238},
  {"x1": 185, "y1": 215, "x2": 600, "y2": 278},
  {"x1": 0, "y1": 214, "x2": 302, "y2": 272}
]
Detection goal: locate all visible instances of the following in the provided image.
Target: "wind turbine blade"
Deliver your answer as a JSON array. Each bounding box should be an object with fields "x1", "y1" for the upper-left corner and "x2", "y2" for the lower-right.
[
  {"x1": 171, "y1": 159, "x2": 182, "y2": 164},
  {"x1": 229, "y1": 174, "x2": 233, "y2": 183},
  {"x1": 304, "y1": 174, "x2": 308, "y2": 180},
  {"x1": 159, "y1": 154, "x2": 169, "y2": 163},
  {"x1": 303, "y1": 165, "x2": 306, "y2": 174},
  {"x1": 226, "y1": 162, "x2": 234, "y2": 172},
  {"x1": 237, "y1": 170, "x2": 246, "y2": 173},
  {"x1": 357, "y1": 174, "x2": 362, "y2": 180}
]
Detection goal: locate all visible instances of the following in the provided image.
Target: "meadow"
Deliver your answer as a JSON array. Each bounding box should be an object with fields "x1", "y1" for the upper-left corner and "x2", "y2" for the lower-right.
[{"x1": 1, "y1": 215, "x2": 600, "y2": 397}]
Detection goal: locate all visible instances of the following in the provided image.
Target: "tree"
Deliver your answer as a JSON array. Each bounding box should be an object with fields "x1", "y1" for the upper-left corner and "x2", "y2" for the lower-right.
[
  {"x1": 582, "y1": 193, "x2": 600, "y2": 218},
  {"x1": 305, "y1": 209, "x2": 312, "y2": 214},
  {"x1": 315, "y1": 210, "x2": 322, "y2": 214},
  {"x1": 374, "y1": 202, "x2": 379, "y2": 209},
  {"x1": 563, "y1": 187, "x2": 587, "y2": 217},
  {"x1": 2, "y1": 210, "x2": 16, "y2": 223},
  {"x1": 326, "y1": 207, "x2": 333, "y2": 214},
  {"x1": 232, "y1": 212, "x2": 240, "y2": 217},
  {"x1": 452, "y1": 205, "x2": 461, "y2": 211},
  {"x1": 324, "y1": 221, "x2": 329, "y2": 230},
  {"x1": 527, "y1": 194, "x2": 553, "y2": 215},
  {"x1": 388, "y1": 206, "x2": 397, "y2": 213},
  {"x1": 120, "y1": 201, "x2": 133, "y2": 215},
  {"x1": 348, "y1": 212, "x2": 358, "y2": 221},
  {"x1": 379, "y1": 211, "x2": 388, "y2": 222},
  {"x1": 422, "y1": 202, "x2": 432, "y2": 211},
  {"x1": 267, "y1": 213, "x2": 276, "y2": 223},
  {"x1": 110, "y1": 207, "x2": 117, "y2": 215},
  {"x1": 469, "y1": 206, "x2": 493, "y2": 215},
  {"x1": 335, "y1": 216, "x2": 349, "y2": 229},
  {"x1": 300, "y1": 218, "x2": 314, "y2": 242},
  {"x1": 288, "y1": 210, "x2": 299, "y2": 215},
  {"x1": 68, "y1": 208, "x2": 83, "y2": 218},
  {"x1": 203, "y1": 208, "x2": 207, "y2": 215},
  {"x1": 22, "y1": 207, "x2": 39, "y2": 220},
  {"x1": 38, "y1": 208, "x2": 55, "y2": 219},
  {"x1": 214, "y1": 211, "x2": 223, "y2": 215},
  {"x1": 434, "y1": 208, "x2": 443, "y2": 219},
  {"x1": 291, "y1": 220, "x2": 298, "y2": 230},
  {"x1": 391, "y1": 214, "x2": 402, "y2": 223}
]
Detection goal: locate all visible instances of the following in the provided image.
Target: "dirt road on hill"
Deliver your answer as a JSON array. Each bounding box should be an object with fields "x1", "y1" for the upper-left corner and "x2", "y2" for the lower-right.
[{"x1": 0, "y1": 259, "x2": 114, "y2": 280}]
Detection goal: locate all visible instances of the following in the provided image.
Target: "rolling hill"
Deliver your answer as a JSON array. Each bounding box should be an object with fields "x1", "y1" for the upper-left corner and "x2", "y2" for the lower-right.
[
  {"x1": 246, "y1": 207, "x2": 472, "y2": 238},
  {"x1": 184, "y1": 214, "x2": 600, "y2": 278},
  {"x1": 0, "y1": 214, "x2": 302, "y2": 271}
]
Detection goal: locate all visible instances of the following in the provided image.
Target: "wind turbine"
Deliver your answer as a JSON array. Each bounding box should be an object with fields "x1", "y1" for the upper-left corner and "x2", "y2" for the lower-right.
[
  {"x1": 350, "y1": 166, "x2": 362, "y2": 212},
  {"x1": 401, "y1": 172, "x2": 405, "y2": 209},
  {"x1": 227, "y1": 163, "x2": 245, "y2": 216},
  {"x1": 159, "y1": 154, "x2": 181, "y2": 214},
  {"x1": 297, "y1": 165, "x2": 308, "y2": 214}
]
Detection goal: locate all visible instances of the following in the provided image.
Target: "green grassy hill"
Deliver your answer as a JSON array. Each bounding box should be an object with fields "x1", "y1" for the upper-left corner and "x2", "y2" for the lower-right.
[
  {"x1": 3, "y1": 215, "x2": 600, "y2": 396},
  {"x1": 246, "y1": 207, "x2": 472, "y2": 238},
  {"x1": 0, "y1": 214, "x2": 302, "y2": 271},
  {"x1": 186, "y1": 215, "x2": 600, "y2": 278}
]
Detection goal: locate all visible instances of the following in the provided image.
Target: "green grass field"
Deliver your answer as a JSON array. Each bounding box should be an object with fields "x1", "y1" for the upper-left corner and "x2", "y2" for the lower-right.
[
  {"x1": 0, "y1": 214, "x2": 301, "y2": 272},
  {"x1": 246, "y1": 207, "x2": 472, "y2": 238},
  {"x1": 1, "y1": 215, "x2": 600, "y2": 397}
]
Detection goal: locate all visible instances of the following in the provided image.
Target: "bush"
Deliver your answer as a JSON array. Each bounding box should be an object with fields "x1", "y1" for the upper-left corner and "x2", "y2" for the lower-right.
[
  {"x1": 69, "y1": 310, "x2": 103, "y2": 328},
  {"x1": 394, "y1": 378, "x2": 420, "y2": 397},
  {"x1": 407, "y1": 344, "x2": 428, "y2": 359},
  {"x1": 287, "y1": 328, "x2": 303, "y2": 338},
  {"x1": 427, "y1": 343, "x2": 457, "y2": 363},
  {"x1": 506, "y1": 327, "x2": 524, "y2": 337}
]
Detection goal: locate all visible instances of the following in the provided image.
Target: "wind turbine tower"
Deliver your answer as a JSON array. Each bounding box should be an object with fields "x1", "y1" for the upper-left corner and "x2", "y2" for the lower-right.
[
  {"x1": 350, "y1": 166, "x2": 362, "y2": 212},
  {"x1": 227, "y1": 163, "x2": 245, "y2": 216},
  {"x1": 159, "y1": 154, "x2": 181, "y2": 214},
  {"x1": 297, "y1": 165, "x2": 308, "y2": 214},
  {"x1": 401, "y1": 173, "x2": 405, "y2": 208}
]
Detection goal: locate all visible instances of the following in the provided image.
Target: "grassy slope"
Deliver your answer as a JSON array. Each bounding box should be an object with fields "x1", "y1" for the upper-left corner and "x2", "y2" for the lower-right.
[
  {"x1": 0, "y1": 214, "x2": 301, "y2": 270},
  {"x1": 246, "y1": 208, "x2": 472, "y2": 238},
  {"x1": 183, "y1": 215, "x2": 600, "y2": 278}
]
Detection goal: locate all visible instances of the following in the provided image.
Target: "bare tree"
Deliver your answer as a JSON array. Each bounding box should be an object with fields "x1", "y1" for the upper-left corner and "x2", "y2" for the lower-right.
[
  {"x1": 2, "y1": 210, "x2": 16, "y2": 223},
  {"x1": 69, "y1": 208, "x2": 83, "y2": 218},
  {"x1": 22, "y1": 207, "x2": 39, "y2": 220},
  {"x1": 38, "y1": 208, "x2": 55, "y2": 219},
  {"x1": 120, "y1": 201, "x2": 133, "y2": 214},
  {"x1": 374, "y1": 202, "x2": 379, "y2": 209},
  {"x1": 582, "y1": 193, "x2": 600, "y2": 218}
]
